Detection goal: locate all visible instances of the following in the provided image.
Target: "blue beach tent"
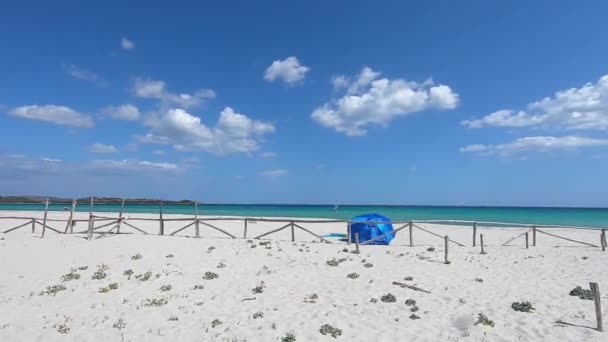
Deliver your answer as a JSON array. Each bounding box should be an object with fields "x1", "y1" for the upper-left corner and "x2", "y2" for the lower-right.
[{"x1": 349, "y1": 213, "x2": 395, "y2": 245}]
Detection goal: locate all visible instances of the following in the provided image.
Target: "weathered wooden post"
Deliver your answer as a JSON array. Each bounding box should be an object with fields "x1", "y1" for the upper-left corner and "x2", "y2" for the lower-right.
[
  {"x1": 525, "y1": 232, "x2": 529, "y2": 249},
  {"x1": 116, "y1": 198, "x2": 125, "y2": 234},
  {"x1": 194, "y1": 201, "x2": 200, "y2": 238},
  {"x1": 64, "y1": 198, "x2": 76, "y2": 234},
  {"x1": 355, "y1": 232, "x2": 360, "y2": 254},
  {"x1": 242, "y1": 218, "x2": 247, "y2": 239},
  {"x1": 480, "y1": 234, "x2": 486, "y2": 254},
  {"x1": 590, "y1": 282, "x2": 603, "y2": 332},
  {"x1": 601, "y1": 230, "x2": 606, "y2": 252},
  {"x1": 40, "y1": 198, "x2": 50, "y2": 238},
  {"x1": 532, "y1": 225, "x2": 537, "y2": 246},
  {"x1": 31, "y1": 219, "x2": 35, "y2": 233},
  {"x1": 409, "y1": 220, "x2": 413, "y2": 247},
  {"x1": 87, "y1": 197, "x2": 95, "y2": 241},
  {"x1": 159, "y1": 199, "x2": 164, "y2": 235},
  {"x1": 472, "y1": 222, "x2": 477, "y2": 247},
  {"x1": 603, "y1": 229, "x2": 607, "y2": 248},
  {"x1": 290, "y1": 221, "x2": 295, "y2": 242},
  {"x1": 444, "y1": 235, "x2": 449, "y2": 264},
  {"x1": 347, "y1": 221, "x2": 351, "y2": 245}
]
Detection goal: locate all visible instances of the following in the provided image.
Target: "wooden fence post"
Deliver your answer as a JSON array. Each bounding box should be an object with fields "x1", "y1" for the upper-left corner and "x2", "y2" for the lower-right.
[
  {"x1": 31, "y1": 219, "x2": 35, "y2": 233},
  {"x1": 347, "y1": 221, "x2": 351, "y2": 245},
  {"x1": 525, "y1": 232, "x2": 529, "y2": 249},
  {"x1": 601, "y1": 230, "x2": 605, "y2": 252},
  {"x1": 242, "y1": 218, "x2": 247, "y2": 239},
  {"x1": 159, "y1": 199, "x2": 164, "y2": 235},
  {"x1": 64, "y1": 198, "x2": 76, "y2": 234},
  {"x1": 87, "y1": 197, "x2": 95, "y2": 241},
  {"x1": 290, "y1": 221, "x2": 295, "y2": 242},
  {"x1": 409, "y1": 220, "x2": 413, "y2": 247},
  {"x1": 480, "y1": 234, "x2": 486, "y2": 254},
  {"x1": 603, "y1": 229, "x2": 607, "y2": 248},
  {"x1": 40, "y1": 198, "x2": 49, "y2": 238},
  {"x1": 590, "y1": 282, "x2": 603, "y2": 332},
  {"x1": 116, "y1": 198, "x2": 125, "y2": 234},
  {"x1": 194, "y1": 201, "x2": 200, "y2": 238},
  {"x1": 532, "y1": 225, "x2": 537, "y2": 246},
  {"x1": 355, "y1": 233, "x2": 360, "y2": 254},
  {"x1": 472, "y1": 222, "x2": 477, "y2": 247},
  {"x1": 444, "y1": 235, "x2": 449, "y2": 264}
]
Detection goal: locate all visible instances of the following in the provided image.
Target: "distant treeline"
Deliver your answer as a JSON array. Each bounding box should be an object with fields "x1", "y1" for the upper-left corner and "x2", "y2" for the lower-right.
[{"x1": 0, "y1": 196, "x2": 195, "y2": 205}]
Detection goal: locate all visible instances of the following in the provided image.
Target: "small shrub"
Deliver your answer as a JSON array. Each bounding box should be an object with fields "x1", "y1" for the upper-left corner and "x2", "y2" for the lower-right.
[
  {"x1": 410, "y1": 305, "x2": 419, "y2": 312},
  {"x1": 56, "y1": 323, "x2": 70, "y2": 334},
  {"x1": 131, "y1": 253, "x2": 142, "y2": 260},
  {"x1": 168, "y1": 316, "x2": 179, "y2": 321},
  {"x1": 319, "y1": 324, "x2": 342, "y2": 338},
  {"x1": 208, "y1": 246, "x2": 216, "y2": 252},
  {"x1": 474, "y1": 313, "x2": 495, "y2": 327},
  {"x1": 252, "y1": 281, "x2": 266, "y2": 294},
  {"x1": 426, "y1": 247, "x2": 435, "y2": 252},
  {"x1": 253, "y1": 311, "x2": 264, "y2": 319},
  {"x1": 363, "y1": 263, "x2": 374, "y2": 268},
  {"x1": 409, "y1": 314, "x2": 420, "y2": 320},
  {"x1": 326, "y1": 258, "x2": 346, "y2": 267},
  {"x1": 405, "y1": 299, "x2": 416, "y2": 306},
  {"x1": 203, "y1": 272, "x2": 219, "y2": 280},
  {"x1": 123, "y1": 269, "x2": 134, "y2": 279},
  {"x1": 61, "y1": 268, "x2": 81, "y2": 282},
  {"x1": 381, "y1": 293, "x2": 397, "y2": 303},
  {"x1": 347, "y1": 273, "x2": 360, "y2": 279},
  {"x1": 160, "y1": 284, "x2": 172, "y2": 292},
  {"x1": 511, "y1": 301, "x2": 535, "y2": 312},
  {"x1": 259, "y1": 241, "x2": 271, "y2": 246},
  {"x1": 569, "y1": 286, "x2": 593, "y2": 300},
  {"x1": 217, "y1": 261, "x2": 227, "y2": 268},
  {"x1": 281, "y1": 331, "x2": 296, "y2": 342},
  {"x1": 99, "y1": 283, "x2": 118, "y2": 293},
  {"x1": 304, "y1": 293, "x2": 318, "y2": 303},
  {"x1": 135, "y1": 271, "x2": 152, "y2": 282},
  {"x1": 112, "y1": 318, "x2": 126, "y2": 329},
  {"x1": 166, "y1": 254, "x2": 174, "y2": 258},
  {"x1": 475, "y1": 278, "x2": 484, "y2": 283},
  {"x1": 77, "y1": 266, "x2": 88, "y2": 271},
  {"x1": 369, "y1": 298, "x2": 378, "y2": 303},
  {"x1": 40, "y1": 284, "x2": 66, "y2": 296},
  {"x1": 193, "y1": 284, "x2": 204, "y2": 290},
  {"x1": 403, "y1": 276, "x2": 413, "y2": 281},
  {"x1": 92, "y1": 264, "x2": 109, "y2": 280},
  {"x1": 211, "y1": 319, "x2": 222, "y2": 328},
  {"x1": 144, "y1": 297, "x2": 168, "y2": 307},
  {"x1": 342, "y1": 248, "x2": 348, "y2": 252}
]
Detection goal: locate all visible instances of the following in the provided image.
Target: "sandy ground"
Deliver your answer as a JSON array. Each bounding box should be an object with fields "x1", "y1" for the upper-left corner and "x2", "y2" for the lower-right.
[{"x1": 0, "y1": 210, "x2": 606, "y2": 341}]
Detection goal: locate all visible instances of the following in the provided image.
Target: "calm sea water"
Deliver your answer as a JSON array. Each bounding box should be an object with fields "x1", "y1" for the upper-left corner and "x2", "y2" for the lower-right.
[{"x1": 0, "y1": 203, "x2": 607, "y2": 228}]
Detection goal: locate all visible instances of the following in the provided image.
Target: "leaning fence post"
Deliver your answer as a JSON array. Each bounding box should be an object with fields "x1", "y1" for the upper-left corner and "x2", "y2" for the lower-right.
[
  {"x1": 590, "y1": 282, "x2": 603, "y2": 332},
  {"x1": 41, "y1": 198, "x2": 49, "y2": 238},
  {"x1": 87, "y1": 197, "x2": 95, "y2": 241},
  {"x1": 409, "y1": 220, "x2": 413, "y2": 247},
  {"x1": 532, "y1": 225, "x2": 537, "y2": 246},
  {"x1": 444, "y1": 235, "x2": 449, "y2": 264},
  {"x1": 159, "y1": 199, "x2": 164, "y2": 235},
  {"x1": 354, "y1": 233, "x2": 360, "y2": 254},
  {"x1": 194, "y1": 201, "x2": 200, "y2": 238},
  {"x1": 290, "y1": 221, "x2": 295, "y2": 242},
  {"x1": 64, "y1": 198, "x2": 76, "y2": 234},
  {"x1": 472, "y1": 222, "x2": 477, "y2": 247},
  {"x1": 480, "y1": 234, "x2": 486, "y2": 254},
  {"x1": 525, "y1": 232, "x2": 529, "y2": 249}
]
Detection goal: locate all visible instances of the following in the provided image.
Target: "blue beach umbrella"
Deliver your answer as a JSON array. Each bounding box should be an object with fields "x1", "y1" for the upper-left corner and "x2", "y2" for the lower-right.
[{"x1": 349, "y1": 213, "x2": 395, "y2": 245}]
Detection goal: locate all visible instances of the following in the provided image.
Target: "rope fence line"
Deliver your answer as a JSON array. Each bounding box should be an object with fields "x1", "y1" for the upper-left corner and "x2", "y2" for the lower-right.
[{"x1": 0, "y1": 197, "x2": 606, "y2": 251}]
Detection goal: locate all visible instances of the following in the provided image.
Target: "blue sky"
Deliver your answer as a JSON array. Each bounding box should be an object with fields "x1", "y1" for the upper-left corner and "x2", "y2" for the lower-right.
[{"x1": 2, "y1": 1, "x2": 608, "y2": 206}]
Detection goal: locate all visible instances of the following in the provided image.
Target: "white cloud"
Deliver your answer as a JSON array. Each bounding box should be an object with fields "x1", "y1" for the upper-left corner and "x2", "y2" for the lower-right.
[
  {"x1": 264, "y1": 56, "x2": 310, "y2": 85},
  {"x1": 100, "y1": 104, "x2": 141, "y2": 121},
  {"x1": 41, "y1": 158, "x2": 62, "y2": 162},
  {"x1": 460, "y1": 136, "x2": 608, "y2": 157},
  {"x1": 132, "y1": 78, "x2": 215, "y2": 108},
  {"x1": 139, "y1": 107, "x2": 275, "y2": 155},
  {"x1": 260, "y1": 151, "x2": 277, "y2": 159},
  {"x1": 9, "y1": 105, "x2": 94, "y2": 128},
  {"x1": 89, "y1": 143, "x2": 118, "y2": 154},
  {"x1": 330, "y1": 75, "x2": 350, "y2": 90},
  {"x1": 62, "y1": 64, "x2": 107, "y2": 86},
  {"x1": 153, "y1": 149, "x2": 166, "y2": 155},
  {"x1": 89, "y1": 159, "x2": 180, "y2": 171},
  {"x1": 259, "y1": 168, "x2": 288, "y2": 178},
  {"x1": 121, "y1": 37, "x2": 134, "y2": 51},
  {"x1": 463, "y1": 75, "x2": 608, "y2": 130},
  {"x1": 312, "y1": 67, "x2": 459, "y2": 136}
]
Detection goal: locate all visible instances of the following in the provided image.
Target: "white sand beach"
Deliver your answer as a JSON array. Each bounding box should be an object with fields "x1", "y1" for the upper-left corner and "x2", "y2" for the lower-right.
[{"x1": 0, "y1": 210, "x2": 606, "y2": 341}]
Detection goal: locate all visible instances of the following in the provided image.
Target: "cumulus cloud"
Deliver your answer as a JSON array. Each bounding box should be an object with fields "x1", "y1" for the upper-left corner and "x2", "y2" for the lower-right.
[
  {"x1": 121, "y1": 37, "x2": 134, "y2": 51},
  {"x1": 100, "y1": 104, "x2": 141, "y2": 121},
  {"x1": 138, "y1": 107, "x2": 275, "y2": 155},
  {"x1": 460, "y1": 136, "x2": 608, "y2": 157},
  {"x1": 462, "y1": 75, "x2": 608, "y2": 130},
  {"x1": 312, "y1": 67, "x2": 459, "y2": 136},
  {"x1": 8, "y1": 105, "x2": 94, "y2": 128},
  {"x1": 62, "y1": 64, "x2": 107, "y2": 86},
  {"x1": 131, "y1": 78, "x2": 215, "y2": 108},
  {"x1": 259, "y1": 168, "x2": 288, "y2": 178},
  {"x1": 264, "y1": 56, "x2": 310, "y2": 85},
  {"x1": 260, "y1": 151, "x2": 277, "y2": 159},
  {"x1": 89, "y1": 143, "x2": 118, "y2": 154}
]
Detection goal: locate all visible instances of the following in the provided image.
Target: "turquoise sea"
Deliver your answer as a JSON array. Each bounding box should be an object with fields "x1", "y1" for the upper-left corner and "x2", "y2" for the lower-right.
[{"x1": 0, "y1": 203, "x2": 607, "y2": 228}]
